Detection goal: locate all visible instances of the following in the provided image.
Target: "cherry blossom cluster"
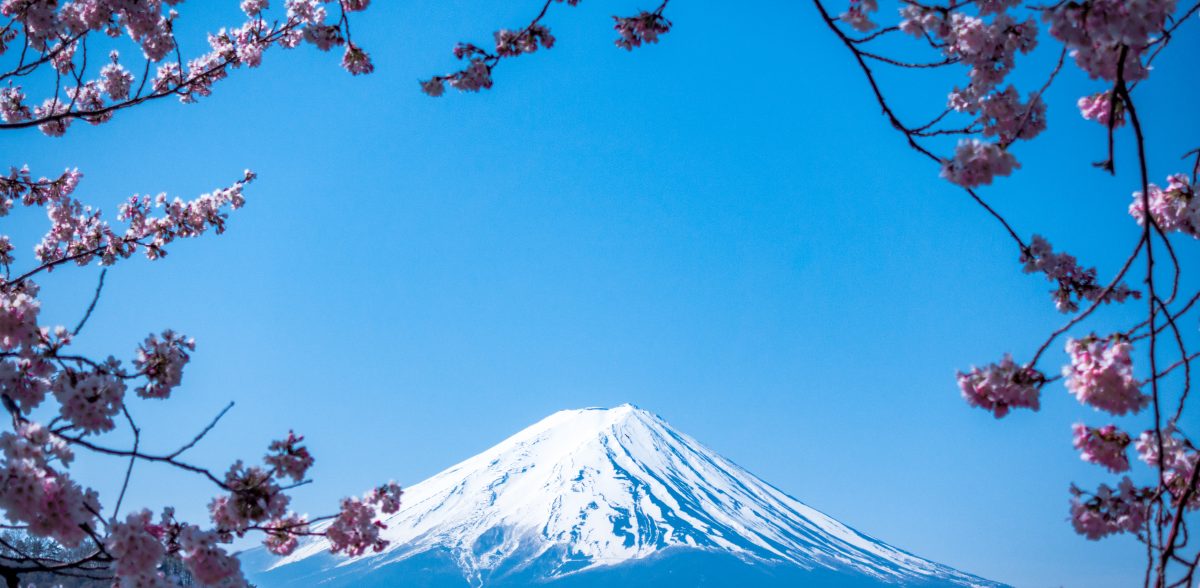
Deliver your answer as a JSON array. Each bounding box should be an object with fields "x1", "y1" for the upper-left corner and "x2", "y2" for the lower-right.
[
  {"x1": 810, "y1": 0, "x2": 1197, "y2": 574},
  {"x1": 0, "y1": 2, "x2": 401, "y2": 585},
  {"x1": 1019, "y1": 234, "x2": 1139, "y2": 313},
  {"x1": 209, "y1": 460, "x2": 291, "y2": 537},
  {"x1": 17, "y1": 169, "x2": 254, "y2": 270},
  {"x1": 0, "y1": 163, "x2": 405, "y2": 585},
  {"x1": 1129, "y1": 173, "x2": 1199, "y2": 239},
  {"x1": 1073, "y1": 423, "x2": 1132, "y2": 472},
  {"x1": 0, "y1": 0, "x2": 374, "y2": 137},
  {"x1": 1043, "y1": 0, "x2": 1177, "y2": 82},
  {"x1": 1136, "y1": 428, "x2": 1200, "y2": 510},
  {"x1": 1077, "y1": 90, "x2": 1125, "y2": 127},
  {"x1": 613, "y1": 11, "x2": 672, "y2": 50},
  {"x1": 106, "y1": 510, "x2": 168, "y2": 580},
  {"x1": 420, "y1": 0, "x2": 672, "y2": 97},
  {"x1": 977, "y1": 86, "x2": 1045, "y2": 144},
  {"x1": 262, "y1": 513, "x2": 309, "y2": 556},
  {"x1": 893, "y1": 0, "x2": 1041, "y2": 184},
  {"x1": 0, "y1": 422, "x2": 97, "y2": 548},
  {"x1": 1063, "y1": 334, "x2": 1149, "y2": 416},
  {"x1": 265, "y1": 430, "x2": 315, "y2": 482},
  {"x1": 839, "y1": 0, "x2": 878, "y2": 33},
  {"x1": 956, "y1": 354, "x2": 1045, "y2": 417},
  {"x1": 326, "y1": 481, "x2": 403, "y2": 556},
  {"x1": 419, "y1": 22, "x2": 556, "y2": 96},
  {"x1": 940, "y1": 138, "x2": 1018, "y2": 188},
  {"x1": 1070, "y1": 477, "x2": 1151, "y2": 540},
  {"x1": 133, "y1": 330, "x2": 195, "y2": 399}
]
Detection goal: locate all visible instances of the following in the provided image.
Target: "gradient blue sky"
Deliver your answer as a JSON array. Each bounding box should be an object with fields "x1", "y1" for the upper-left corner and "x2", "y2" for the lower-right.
[{"x1": 4, "y1": 1, "x2": 1199, "y2": 586}]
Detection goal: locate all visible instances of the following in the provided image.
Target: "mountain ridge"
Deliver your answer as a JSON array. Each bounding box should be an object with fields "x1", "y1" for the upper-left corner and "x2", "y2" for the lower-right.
[{"x1": 246, "y1": 405, "x2": 1006, "y2": 588}]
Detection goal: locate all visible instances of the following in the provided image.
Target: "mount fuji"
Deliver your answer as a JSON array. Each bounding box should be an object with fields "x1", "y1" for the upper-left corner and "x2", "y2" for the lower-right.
[{"x1": 244, "y1": 405, "x2": 1005, "y2": 587}]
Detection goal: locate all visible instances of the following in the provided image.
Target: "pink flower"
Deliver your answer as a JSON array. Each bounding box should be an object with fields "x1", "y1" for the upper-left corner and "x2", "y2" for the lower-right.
[
  {"x1": 133, "y1": 330, "x2": 195, "y2": 399},
  {"x1": 0, "y1": 85, "x2": 31, "y2": 123},
  {"x1": 33, "y1": 97, "x2": 70, "y2": 137},
  {"x1": 341, "y1": 44, "x2": 374, "y2": 75},
  {"x1": 241, "y1": 0, "x2": 269, "y2": 17},
  {"x1": 1063, "y1": 334, "x2": 1148, "y2": 415},
  {"x1": 1072, "y1": 423, "x2": 1131, "y2": 472},
  {"x1": 420, "y1": 78, "x2": 446, "y2": 97},
  {"x1": 0, "y1": 289, "x2": 41, "y2": 352},
  {"x1": 1070, "y1": 477, "x2": 1150, "y2": 540},
  {"x1": 209, "y1": 461, "x2": 289, "y2": 533},
  {"x1": 326, "y1": 497, "x2": 387, "y2": 556},
  {"x1": 613, "y1": 11, "x2": 671, "y2": 50},
  {"x1": 262, "y1": 513, "x2": 308, "y2": 555},
  {"x1": 107, "y1": 509, "x2": 167, "y2": 577},
  {"x1": 100, "y1": 59, "x2": 135, "y2": 101},
  {"x1": 52, "y1": 368, "x2": 127, "y2": 434},
  {"x1": 977, "y1": 86, "x2": 1046, "y2": 143},
  {"x1": 940, "y1": 139, "x2": 1018, "y2": 188},
  {"x1": 1136, "y1": 428, "x2": 1200, "y2": 509},
  {"x1": 1044, "y1": 0, "x2": 1176, "y2": 82},
  {"x1": 1019, "y1": 235, "x2": 1139, "y2": 313},
  {"x1": 368, "y1": 481, "x2": 403, "y2": 514},
  {"x1": 840, "y1": 0, "x2": 878, "y2": 32},
  {"x1": 0, "y1": 358, "x2": 52, "y2": 414},
  {"x1": 179, "y1": 526, "x2": 246, "y2": 587},
  {"x1": 303, "y1": 24, "x2": 343, "y2": 51},
  {"x1": 0, "y1": 425, "x2": 98, "y2": 547},
  {"x1": 448, "y1": 60, "x2": 492, "y2": 93},
  {"x1": 1129, "y1": 174, "x2": 1198, "y2": 239},
  {"x1": 265, "y1": 431, "x2": 314, "y2": 482},
  {"x1": 957, "y1": 354, "x2": 1044, "y2": 417},
  {"x1": 1077, "y1": 90, "x2": 1124, "y2": 127}
]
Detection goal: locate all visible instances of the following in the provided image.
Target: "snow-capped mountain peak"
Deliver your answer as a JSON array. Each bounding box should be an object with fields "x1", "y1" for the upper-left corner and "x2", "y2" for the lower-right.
[{"x1": 254, "y1": 405, "x2": 1002, "y2": 587}]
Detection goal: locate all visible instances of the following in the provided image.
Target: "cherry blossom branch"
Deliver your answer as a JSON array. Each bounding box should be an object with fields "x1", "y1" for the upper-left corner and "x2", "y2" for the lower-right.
[
  {"x1": 419, "y1": 0, "x2": 673, "y2": 96},
  {"x1": 70, "y1": 268, "x2": 105, "y2": 337}
]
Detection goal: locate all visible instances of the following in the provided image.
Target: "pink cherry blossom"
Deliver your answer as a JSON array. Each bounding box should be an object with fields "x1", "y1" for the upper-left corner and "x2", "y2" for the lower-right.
[
  {"x1": 342, "y1": 44, "x2": 374, "y2": 75},
  {"x1": 1136, "y1": 428, "x2": 1200, "y2": 509},
  {"x1": 107, "y1": 509, "x2": 167, "y2": 577},
  {"x1": 0, "y1": 85, "x2": 30, "y2": 122},
  {"x1": 241, "y1": 0, "x2": 269, "y2": 17},
  {"x1": 940, "y1": 139, "x2": 1018, "y2": 188},
  {"x1": 133, "y1": 330, "x2": 195, "y2": 399},
  {"x1": 1063, "y1": 334, "x2": 1148, "y2": 416},
  {"x1": 209, "y1": 461, "x2": 289, "y2": 533},
  {"x1": 0, "y1": 288, "x2": 40, "y2": 351},
  {"x1": 977, "y1": 86, "x2": 1045, "y2": 143},
  {"x1": 369, "y1": 481, "x2": 403, "y2": 514},
  {"x1": 1072, "y1": 423, "x2": 1131, "y2": 472},
  {"x1": 179, "y1": 526, "x2": 246, "y2": 587},
  {"x1": 0, "y1": 358, "x2": 52, "y2": 414},
  {"x1": 1044, "y1": 0, "x2": 1176, "y2": 81},
  {"x1": 52, "y1": 367, "x2": 127, "y2": 434},
  {"x1": 265, "y1": 431, "x2": 314, "y2": 482},
  {"x1": 1070, "y1": 477, "x2": 1150, "y2": 540},
  {"x1": 1129, "y1": 174, "x2": 1198, "y2": 239},
  {"x1": 957, "y1": 354, "x2": 1044, "y2": 417},
  {"x1": 327, "y1": 497, "x2": 388, "y2": 556},
  {"x1": 840, "y1": 0, "x2": 878, "y2": 33},
  {"x1": 0, "y1": 425, "x2": 98, "y2": 547},
  {"x1": 262, "y1": 513, "x2": 308, "y2": 556},
  {"x1": 613, "y1": 11, "x2": 672, "y2": 50},
  {"x1": 1019, "y1": 234, "x2": 1139, "y2": 313},
  {"x1": 1077, "y1": 90, "x2": 1124, "y2": 127}
]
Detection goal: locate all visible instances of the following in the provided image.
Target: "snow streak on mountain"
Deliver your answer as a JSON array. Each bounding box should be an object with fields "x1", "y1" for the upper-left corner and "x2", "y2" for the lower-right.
[{"x1": 248, "y1": 405, "x2": 1004, "y2": 587}]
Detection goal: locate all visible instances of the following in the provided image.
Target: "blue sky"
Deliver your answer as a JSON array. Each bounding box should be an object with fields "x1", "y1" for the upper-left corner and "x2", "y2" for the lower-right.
[{"x1": 3, "y1": 1, "x2": 1199, "y2": 586}]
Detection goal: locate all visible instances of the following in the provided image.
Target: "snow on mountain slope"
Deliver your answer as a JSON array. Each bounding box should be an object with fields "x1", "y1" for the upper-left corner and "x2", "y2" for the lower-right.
[{"x1": 256, "y1": 405, "x2": 1002, "y2": 587}]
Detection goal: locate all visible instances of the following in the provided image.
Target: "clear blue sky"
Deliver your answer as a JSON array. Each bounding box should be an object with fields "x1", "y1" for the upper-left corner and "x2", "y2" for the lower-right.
[{"x1": 3, "y1": 1, "x2": 1198, "y2": 586}]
